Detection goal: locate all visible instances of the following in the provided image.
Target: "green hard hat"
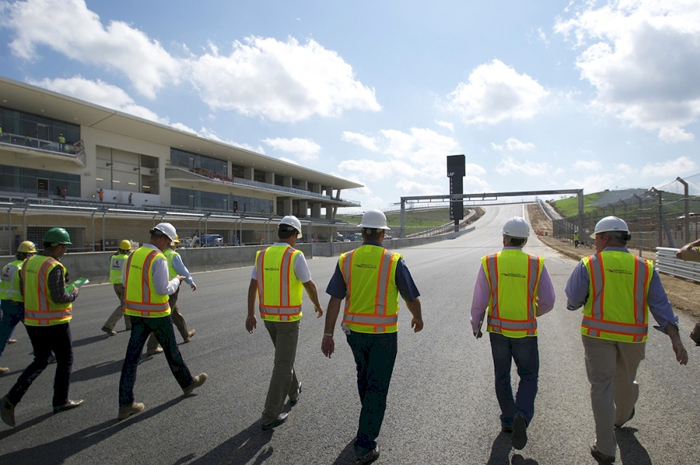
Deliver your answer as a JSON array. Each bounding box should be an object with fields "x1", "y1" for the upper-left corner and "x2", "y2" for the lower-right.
[{"x1": 44, "y1": 227, "x2": 72, "y2": 245}]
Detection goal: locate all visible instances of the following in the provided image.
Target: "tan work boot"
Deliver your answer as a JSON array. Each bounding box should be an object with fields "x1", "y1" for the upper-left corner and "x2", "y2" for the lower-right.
[
  {"x1": 118, "y1": 402, "x2": 145, "y2": 420},
  {"x1": 183, "y1": 329, "x2": 196, "y2": 343},
  {"x1": 0, "y1": 367, "x2": 9, "y2": 374},
  {"x1": 183, "y1": 373, "x2": 208, "y2": 395}
]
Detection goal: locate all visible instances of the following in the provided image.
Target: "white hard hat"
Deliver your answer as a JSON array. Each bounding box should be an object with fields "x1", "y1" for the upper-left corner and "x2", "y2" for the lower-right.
[
  {"x1": 279, "y1": 215, "x2": 302, "y2": 237},
  {"x1": 152, "y1": 222, "x2": 177, "y2": 241},
  {"x1": 502, "y1": 217, "x2": 530, "y2": 238},
  {"x1": 359, "y1": 209, "x2": 390, "y2": 230},
  {"x1": 592, "y1": 216, "x2": 628, "y2": 238}
]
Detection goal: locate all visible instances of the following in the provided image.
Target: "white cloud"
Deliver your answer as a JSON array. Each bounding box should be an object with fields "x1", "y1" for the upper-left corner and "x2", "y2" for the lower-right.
[
  {"x1": 573, "y1": 160, "x2": 602, "y2": 171},
  {"x1": 640, "y1": 156, "x2": 697, "y2": 178},
  {"x1": 262, "y1": 137, "x2": 321, "y2": 161},
  {"x1": 435, "y1": 120, "x2": 454, "y2": 132},
  {"x1": 555, "y1": 1, "x2": 700, "y2": 139},
  {"x1": 188, "y1": 36, "x2": 381, "y2": 122},
  {"x1": 3, "y1": 0, "x2": 180, "y2": 99},
  {"x1": 342, "y1": 131, "x2": 379, "y2": 152},
  {"x1": 446, "y1": 59, "x2": 549, "y2": 125},
  {"x1": 395, "y1": 179, "x2": 444, "y2": 196},
  {"x1": 615, "y1": 163, "x2": 637, "y2": 176},
  {"x1": 338, "y1": 159, "x2": 419, "y2": 182},
  {"x1": 492, "y1": 137, "x2": 536, "y2": 152},
  {"x1": 566, "y1": 173, "x2": 619, "y2": 194},
  {"x1": 496, "y1": 156, "x2": 555, "y2": 177},
  {"x1": 27, "y1": 76, "x2": 163, "y2": 122}
]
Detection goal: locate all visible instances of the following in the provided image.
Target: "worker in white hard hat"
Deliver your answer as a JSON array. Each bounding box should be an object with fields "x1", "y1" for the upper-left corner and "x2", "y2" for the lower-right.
[
  {"x1": 145, "y1": 233, "x2": 197, "y2": 356},
  {"x1": 246, "y1": 215, "x2": 323, "y2": 430},
  {"x1": 322, "y1": 209, "x2": 423, "y2": 464},
  {"x1": 0, "y1": 241, "x2": 37, "y2": 374},
  {"x1": 101, "y1": 239, "x2": 133, "y2": 336},
  {"x1": 117, "y1": 222, "x2": 207, "y2": 421},
  {"x1": 469, "y1": 216, "x2": 555, "y2": 450},
  {"x1": 565, "y1": 215, "x2": 687, "y2": 464}
]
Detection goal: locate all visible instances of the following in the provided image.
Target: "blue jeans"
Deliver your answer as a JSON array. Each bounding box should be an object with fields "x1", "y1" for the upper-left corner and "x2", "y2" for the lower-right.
[
  {"x1": 0, "y1": 300, "x2": 24, "y2": 360},
  {"x1": 6, "y1": 323, "x2": 73, "y2": 407},
  {"x1": 346, "y1": 331, "x2": 398, "y2": 452},
  {"x1": 118, "y1": 315, "x2": 194, "y2": 407},
  {"x1": 489, "y1": 332, "x2": 539, "y2": 427}
]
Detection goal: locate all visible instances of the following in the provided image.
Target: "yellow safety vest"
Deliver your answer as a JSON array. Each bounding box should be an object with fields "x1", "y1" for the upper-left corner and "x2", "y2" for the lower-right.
[
  {"x1": 109, "y1": 253, "x2": 128, "y2": 284},
  {"x1": 123, "y1": 247, "x2": 171, "y2": 318},
  {"x1": 22, "y1": 255, "x2": 72, "y2": 326},
  {"x1": 0, "y1": 259, "x2": 25, "y2": 302},
  {"x1": 340, "y1": 245, "x2": 401, "y2": 334},
  {"x1": 255, "y1": 245, "x2": 304, "y2": 322},
  {"x1": 580, "y1": 251, "x2": 652, "y2": 343},
  {"x1": 483, "y1": 250, "x2": 543, "y2": 338},
  {"x1": 163, "y1": 248, "x2": 178, "y2": 280}
]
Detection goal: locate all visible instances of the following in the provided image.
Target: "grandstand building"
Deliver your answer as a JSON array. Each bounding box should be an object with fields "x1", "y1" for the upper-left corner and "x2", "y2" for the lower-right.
[{"x1": 0, "y1": 76, "x2": 362, "y2": 253}]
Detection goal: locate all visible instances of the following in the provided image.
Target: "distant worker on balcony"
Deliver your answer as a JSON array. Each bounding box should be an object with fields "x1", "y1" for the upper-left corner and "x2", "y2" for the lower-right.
[
  {"x1": 565, "y1": 216, "x2": 688, "y2": 464},
  {"x1": 145, "y1": 234, "x2": 197, "y2": 356},
  {"x1": 101, "y1": 240, "x2": 133, "y2": 336},
  {"x1": 58, "y1": 134, "x2": 66, "y2": 152},
  {"x1": 98, "y1": 188, "x2": 104, "y2": 202},
  {"x1": 0, "y1": 241, "x2": 37, "y2": 374},
  {"x1": 1, "y1": 228, "x2": 83, "y2": 427}
]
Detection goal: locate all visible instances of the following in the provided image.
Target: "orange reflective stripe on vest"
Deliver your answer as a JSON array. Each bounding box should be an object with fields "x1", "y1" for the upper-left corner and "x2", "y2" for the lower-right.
[
  {"x1": 256, "y1": 245, "x2": 303, "y2": 322},
  {"x1": 123, "y1": 248, "x2": 170, "y2": 317}
]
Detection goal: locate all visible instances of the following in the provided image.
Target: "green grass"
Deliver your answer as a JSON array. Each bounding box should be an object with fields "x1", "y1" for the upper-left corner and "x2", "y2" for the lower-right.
[
  {"x1": 338, "y1": 207, "x2": 453, "y2": 228},
  {"x1": 552, "y1": 193, "x2": 602, "y2": 217}
]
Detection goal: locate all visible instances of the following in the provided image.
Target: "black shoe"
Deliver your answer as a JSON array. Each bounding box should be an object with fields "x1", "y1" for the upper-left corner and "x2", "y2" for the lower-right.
[
  {"x1": 512, "y1": 413, "x2": 528, "y2": 450},
  {"x1": 261, "y1": 412, "x2": 288, "y2": 430},
  {"x1": 356, "y1": 445, "x2": 380, "y2": 464},
  {"x1": 614, "y1": 407, "x2": 635, "y2": 428},
  {"x1": 501, "y1": 423, "x2": 513, "y2": 433},
  {"x1": 1, "y1": 396, "x2": 15, "y2": 427},
  {"x1": 53, "y1": 399, "x2": 84, "y2": 413},
  {"x1": 290, "y1": 382, "x2": 302, "y2": 406},
  {"x1": 590, "y1": 444, "x2": 616, "y2": 463}
]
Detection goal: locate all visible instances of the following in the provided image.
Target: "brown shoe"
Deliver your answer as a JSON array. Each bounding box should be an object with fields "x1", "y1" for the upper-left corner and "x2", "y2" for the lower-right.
[
  {"x1": 118, "y1": 402, "x2": 145, "y2": 420},
  {"x1": 183, "y1": 329, "x2": 196, "y2": 343},
  {"x1": 146, "y1": 347, "x2": 163, "y2": 356},
  {"x1": 101, "y1": 326, "x2": 117, "y2": 336},
  {"x1": 0, "y1": 367, "x2": 9, "y2": 374},
  {"x1": 53, "y1": 399, "x2": 84, "y2": 413},
  {"x1": 183, "y1": 373, "x2": 208, "y2": 395},
  {"x1": 1, "y1": 396, "x2": 15, "y2": 427}
]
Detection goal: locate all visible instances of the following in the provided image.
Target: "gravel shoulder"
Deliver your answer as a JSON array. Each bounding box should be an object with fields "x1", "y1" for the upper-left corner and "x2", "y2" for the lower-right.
[{"x1": 527, "y1": 204, "x2": 700, "y2": 320}]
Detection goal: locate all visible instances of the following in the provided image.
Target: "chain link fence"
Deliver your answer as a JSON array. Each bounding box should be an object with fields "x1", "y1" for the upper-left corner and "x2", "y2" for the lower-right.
[{"x1": 551, "y1": 173, "x2": 700, "y2": 251}]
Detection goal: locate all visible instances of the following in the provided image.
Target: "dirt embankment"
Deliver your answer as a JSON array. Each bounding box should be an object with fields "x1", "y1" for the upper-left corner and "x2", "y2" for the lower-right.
[{"x1": 527, "y1": 204, "x2": 700, "y2": 320}]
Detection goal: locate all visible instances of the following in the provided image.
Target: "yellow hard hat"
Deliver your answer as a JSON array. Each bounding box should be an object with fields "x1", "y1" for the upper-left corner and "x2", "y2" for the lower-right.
[
  {"x1": 172, "y1": 234, "x2": 180, "y2": 244},
  {"x1": 119, "y1": 239, "x2": 132, "y2": 251},
  {"x1": 18, "y1": 241, "x2": 37, "y2": 253}
]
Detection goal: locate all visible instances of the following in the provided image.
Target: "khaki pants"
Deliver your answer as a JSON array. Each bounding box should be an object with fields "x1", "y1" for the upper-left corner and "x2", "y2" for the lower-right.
[
  {"x1": 147, "y1": 288, "x2": 189, "y2": 352},
  {"x1": 582, "y1": 335, "x2": 645, "y2": 457},
  {"x1": 103, "y1": 284, "x2": 131, "y2": 331},
  {"x1": 262, "y1": 319, "x2": 300, "y2": 423}
]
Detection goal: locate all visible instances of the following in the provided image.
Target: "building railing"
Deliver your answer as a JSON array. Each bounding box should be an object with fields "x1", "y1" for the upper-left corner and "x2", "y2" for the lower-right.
[
  {"x1": 655, "y1": 247, "x2": 700, "y2": 283},
  {"x1": 0, "y1": 133, "x2": 86, "y2": 166},
  {"x1": 165, "y1": 164, "x2": 361, "y2": 206}
]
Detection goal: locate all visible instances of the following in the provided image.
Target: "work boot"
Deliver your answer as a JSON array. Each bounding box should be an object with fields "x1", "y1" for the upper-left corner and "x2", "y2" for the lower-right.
[
  {"x1": 183, "y1": 373, "x2": 208, "y2": 395},
  {"x1": 101, "y1": 326, "x2": 117, "y2": 336},
  {"x1": 0, "y1": 367, "x2": 9, "y2": 374},
  {"x1": 183, "y1": 329, "x2": 196, "y2": 343},
  {"x1": 146, "y1": 347, "x2": 163, "y2": 356},
  {"x1": 118, "y1": 402, "x2": 145, "y2": 420},
  {"x1": 1, "y1": 396, "x2": 15, "y2": 427}
]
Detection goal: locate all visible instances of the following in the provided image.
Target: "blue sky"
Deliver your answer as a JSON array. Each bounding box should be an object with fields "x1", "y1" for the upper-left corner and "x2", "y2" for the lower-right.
[{"x1": 1, "y1": 0, "x2": 699, "y2": 210}]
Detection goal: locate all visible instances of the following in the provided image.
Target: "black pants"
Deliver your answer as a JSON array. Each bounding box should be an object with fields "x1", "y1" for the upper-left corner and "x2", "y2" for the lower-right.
[
  {"x1": 346, "y1": 331, "x2": 398, "y2": 451},
  {"x1": 6, "y1": 323, "x2": 73, "y2": 407}
]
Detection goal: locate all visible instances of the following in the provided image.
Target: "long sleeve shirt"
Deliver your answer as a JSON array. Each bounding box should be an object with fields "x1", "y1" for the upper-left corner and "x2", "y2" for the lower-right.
[
  {"x1": 325, "y1": 241, "x2": 420, "y2": 302},
  {"x1": 122, "y1": 244, "x2": 180, "y2": 296},
  {"x1": 470, "y1": 247, "x2": 555, "y2": 334},
  {"x1": 171, "y1": 252, "x2": 196, "y2": 287},
  {"x1": 564, "y1": 246, "x2": 679, "y2": 333}
]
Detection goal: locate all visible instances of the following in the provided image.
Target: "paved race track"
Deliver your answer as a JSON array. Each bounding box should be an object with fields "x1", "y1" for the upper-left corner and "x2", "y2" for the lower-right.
[{"x1": 1, "y1": 205, "x2": 698, "y2": 464}]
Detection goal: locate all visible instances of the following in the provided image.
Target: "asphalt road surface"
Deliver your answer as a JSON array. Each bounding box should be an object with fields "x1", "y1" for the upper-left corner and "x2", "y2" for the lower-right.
[{"x1": 1, "y1": 205, "x2": 698, "y2": 464}]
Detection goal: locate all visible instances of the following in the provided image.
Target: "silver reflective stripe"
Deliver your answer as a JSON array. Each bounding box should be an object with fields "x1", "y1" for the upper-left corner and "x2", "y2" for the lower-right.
[
  {"x1": 141, "y1": 250, "x2": 158, "y2": 303},
  {"x1": 125, "y1": 301, "x2": 169, "y2": 311},
  {"x1": 341, "y1": 251, "x2": 355, "y2": 312},
  {"x1": 489, "y1": 318, "x2": 537, "y2": 330},
  {"x1": 374, "y1": 251, "x2": 395, "y2": 316},
  {"x1": 582, "y1": 317, "x2": 647, "y2": 335},
  {"x1": 260, "y1": 305, "x2": 301, "y2": 314},
  {"x1": 24, "y1": 309, "x2": 71, "y2": 320},
  {"x1": 344, "y1": 313, "x2": 398, "y2": 326},
  {"x1": 256, "y1": 251, "x2": 265, "y2": 299}
]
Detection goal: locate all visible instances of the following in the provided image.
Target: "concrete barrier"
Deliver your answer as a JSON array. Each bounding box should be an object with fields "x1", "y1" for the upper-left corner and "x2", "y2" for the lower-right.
[{"x1": 1, "y1": 228, "x2": 473, "y2": 285}]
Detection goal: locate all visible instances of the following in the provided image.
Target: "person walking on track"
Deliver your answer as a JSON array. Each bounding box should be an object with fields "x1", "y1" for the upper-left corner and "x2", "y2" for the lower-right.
[
  {"x1": 101, "y1": 239, "x2": 132, "y2": 336},
  {"x1": 321, "y1": 209, "x2": 423, "y2": 465},
  {"x1": 246, "y1": 215, "x2": 323, "y2": 430},
  {"x1": 469, "y1": 216, "x2": 555, "y2": 450}
]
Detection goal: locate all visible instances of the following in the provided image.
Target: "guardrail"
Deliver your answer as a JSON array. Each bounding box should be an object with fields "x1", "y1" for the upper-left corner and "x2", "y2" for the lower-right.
[{"x1": 655, "y1": 247, "x2": 700, "y2": 283}]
